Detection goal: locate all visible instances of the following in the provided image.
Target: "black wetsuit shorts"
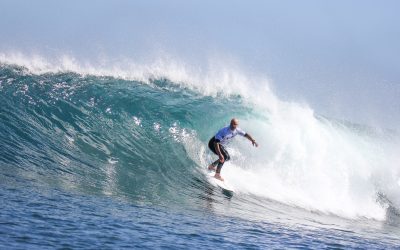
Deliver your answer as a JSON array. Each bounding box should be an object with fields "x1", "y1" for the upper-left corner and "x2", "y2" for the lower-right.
[{"x1": 208, "y1": 137, "x2": 230, "y2": 161}]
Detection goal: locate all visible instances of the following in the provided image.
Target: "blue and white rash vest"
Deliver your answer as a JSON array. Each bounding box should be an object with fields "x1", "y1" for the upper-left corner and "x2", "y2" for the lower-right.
[{"x1": 214, "y1": 125, "x2": 246, "y2": 145}]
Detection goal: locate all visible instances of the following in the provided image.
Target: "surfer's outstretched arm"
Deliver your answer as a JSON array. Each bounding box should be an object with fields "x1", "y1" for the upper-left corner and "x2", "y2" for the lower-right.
[{"x1": 244, "y1": 133, "x2": 258, "y2": 147}]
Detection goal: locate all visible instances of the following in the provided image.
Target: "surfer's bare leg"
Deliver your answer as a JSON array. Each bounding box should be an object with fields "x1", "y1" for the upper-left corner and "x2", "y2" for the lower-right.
[
  {"x1": 208, "y1": 160, "x2": 219, "y2": 171},
  {"x1": 214, "y1": 162, "x2": 224, "y2": 181}
]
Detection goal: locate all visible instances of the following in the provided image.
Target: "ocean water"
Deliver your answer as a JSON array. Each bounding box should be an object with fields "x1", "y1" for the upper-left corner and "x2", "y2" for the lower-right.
[{"x1": 1, "y1": 62, "x2": 400, "y2": 249}]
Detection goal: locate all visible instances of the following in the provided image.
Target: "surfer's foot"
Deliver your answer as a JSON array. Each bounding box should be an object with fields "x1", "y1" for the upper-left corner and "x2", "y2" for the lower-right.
[
  {"x1": 214, "y1": 173, "x2": 224, "y2": 181},
  {"x1": 208, "y1": 164, "x2": 216, "y2": 171}
]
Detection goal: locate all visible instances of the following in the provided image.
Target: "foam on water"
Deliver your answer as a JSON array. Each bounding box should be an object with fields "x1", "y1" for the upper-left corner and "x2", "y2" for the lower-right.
[{"x1": 220, "y1": 113, "x2": 400, "y2": 220}]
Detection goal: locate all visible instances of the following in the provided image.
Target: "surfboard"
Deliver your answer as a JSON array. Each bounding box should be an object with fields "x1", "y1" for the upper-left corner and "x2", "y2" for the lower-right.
[{"x1": 207, "y1": 172, "x2": 235, "y2": 193}]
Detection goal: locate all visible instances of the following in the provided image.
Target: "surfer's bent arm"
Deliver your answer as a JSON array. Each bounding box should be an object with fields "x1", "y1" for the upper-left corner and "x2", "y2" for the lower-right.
[{"x1": 244, "y1": 133, "x2": 258, "y2": 147}]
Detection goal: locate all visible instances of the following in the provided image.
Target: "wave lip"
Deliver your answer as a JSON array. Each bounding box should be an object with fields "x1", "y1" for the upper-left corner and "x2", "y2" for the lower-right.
[{"x1": 0, "y1": 52, "x2": 279, "y2": 104}]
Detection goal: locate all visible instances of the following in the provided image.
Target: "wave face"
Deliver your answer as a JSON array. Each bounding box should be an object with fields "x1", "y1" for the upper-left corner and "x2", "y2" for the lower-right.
[{"x1": 1, "y1": 61, "x2": 400, "y2": 222}]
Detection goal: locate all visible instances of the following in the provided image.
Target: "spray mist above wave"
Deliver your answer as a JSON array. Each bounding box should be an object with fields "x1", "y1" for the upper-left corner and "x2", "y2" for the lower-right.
[
  {"x1": 0, "y1": 52, "x2": 277, "y2": 105},
  {"x1": 1, "y1": 52, "x2": 400, "y2": 221}
]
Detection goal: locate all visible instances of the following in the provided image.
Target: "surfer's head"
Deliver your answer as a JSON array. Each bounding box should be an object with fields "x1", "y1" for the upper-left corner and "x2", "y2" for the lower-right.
[{"x1": 230, "y1": 118, "x2": 239, "y2": 130}]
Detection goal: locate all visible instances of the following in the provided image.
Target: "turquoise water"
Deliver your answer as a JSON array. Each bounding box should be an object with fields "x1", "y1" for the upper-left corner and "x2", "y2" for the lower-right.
[{"x1": 1, "y1": 64, "x2": 400, "y2": 248}]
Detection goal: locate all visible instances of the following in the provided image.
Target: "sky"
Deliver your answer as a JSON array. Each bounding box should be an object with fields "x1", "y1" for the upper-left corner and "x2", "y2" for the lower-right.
[{"x1": 0, "y1": 0, "x2": 399, "y2": 129}]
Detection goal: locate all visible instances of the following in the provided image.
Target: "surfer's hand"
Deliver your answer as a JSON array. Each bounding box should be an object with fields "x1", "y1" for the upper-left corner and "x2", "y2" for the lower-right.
[
  {"x1": 252, "y1": 140, "x2": 258, "y2": 147},
  {"x1": 219, "y1": 155, "x2": 225, "y2": 163}
]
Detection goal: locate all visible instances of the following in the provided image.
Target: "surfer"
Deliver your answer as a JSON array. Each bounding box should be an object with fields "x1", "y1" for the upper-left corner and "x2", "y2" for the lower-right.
[{"x1": 208, "y1": 118, "x2": 258, "y2": 181}]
